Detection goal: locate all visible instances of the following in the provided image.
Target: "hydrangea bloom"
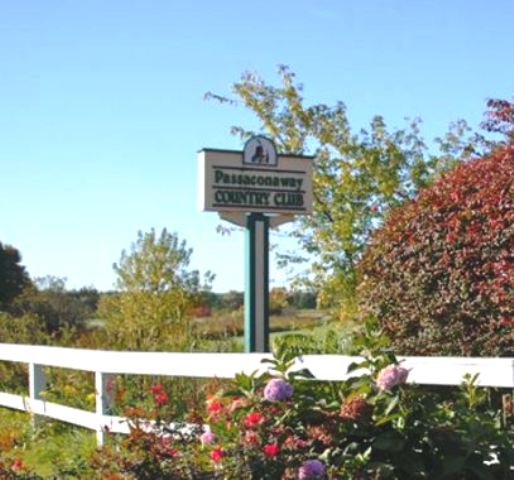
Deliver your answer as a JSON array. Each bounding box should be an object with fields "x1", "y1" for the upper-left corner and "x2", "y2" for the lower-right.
[
  {"x1": 376, "y1": 364, "x2": 409, "y2": 391},
  {"x1": 263, "y1": 378, "x2": 293, "y2": 401},
  {"x1": 298, "y1": 459, "x2": 325, "y2": 479}
]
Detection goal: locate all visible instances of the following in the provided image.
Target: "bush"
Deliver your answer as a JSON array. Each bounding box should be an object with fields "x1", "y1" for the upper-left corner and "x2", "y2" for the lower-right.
[
  {"x1": 89, "y1": 338, "x2": 514, "y2": 479},
  {"x1": 358, "y1": 144, "x2": 514, "y2": 355}
]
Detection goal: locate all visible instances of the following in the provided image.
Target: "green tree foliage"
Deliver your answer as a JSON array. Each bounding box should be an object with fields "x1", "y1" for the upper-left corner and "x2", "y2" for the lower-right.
[
  {"x1": 12, "y1": 276, "x2": 98, "y2": 333},
  {"x1": 358, "y1": 143, "x2": 514, "y2": 356},
  {"x1": 0, "y1": 242, "x2": 30, "y2": 310},
  {"x1": 218, "y1": 290, "x2": 245, "y2": 311},
  {"x1": 99, "y1": 228, "x2": 212, "y2": 350},
  {"x1": 208, "y1": 66, "x2": 474, "y2": 319},
  {"x1": 289, "y1": 289, "x2": 317, "y2": 310}
]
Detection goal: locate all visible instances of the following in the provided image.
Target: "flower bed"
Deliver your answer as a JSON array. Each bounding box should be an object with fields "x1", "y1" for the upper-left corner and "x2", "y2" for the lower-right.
[
  {"x1": 2, "y1": 330, "x2": 514, "y2": 479},
  {"x1": 89, "y1": 348, "x2": 514, "y2": 478}
]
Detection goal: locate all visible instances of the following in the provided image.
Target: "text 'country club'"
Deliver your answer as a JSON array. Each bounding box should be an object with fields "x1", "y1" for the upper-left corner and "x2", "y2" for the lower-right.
[{"x1": 213, "y1": 169, "x2": 306, "y2": 209}]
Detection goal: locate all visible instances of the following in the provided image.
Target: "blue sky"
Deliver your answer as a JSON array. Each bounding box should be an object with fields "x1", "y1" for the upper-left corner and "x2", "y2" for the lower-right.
[{"x1": 1, "y1": 0, "x2": 513, "y2": 292}]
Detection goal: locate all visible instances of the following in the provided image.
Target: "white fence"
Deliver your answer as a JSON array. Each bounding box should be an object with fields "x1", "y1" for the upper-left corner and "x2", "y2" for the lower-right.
[{"x1": 1, "y1": 343, "x2": 513, "y2": 445}]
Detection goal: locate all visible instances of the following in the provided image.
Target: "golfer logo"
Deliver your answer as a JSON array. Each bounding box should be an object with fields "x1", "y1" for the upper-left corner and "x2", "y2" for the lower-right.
[{"x1": 243, "y1": 136, "x2": 278, "y2": 166}]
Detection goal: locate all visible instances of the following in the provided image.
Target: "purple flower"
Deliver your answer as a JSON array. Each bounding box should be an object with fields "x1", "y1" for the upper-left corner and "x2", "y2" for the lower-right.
[
  {"x1": 376, "y1": 364, "x2": 409, "y2": 391},
  {"x1": 200, "y1": 429, "x2": 215, "y2": 445},
  {"x1": 263, "y1": 378, "x2": 293, "y2": 401},
  {"x1": 299, "y1": 459, "x2": 325, "y2": 479}
]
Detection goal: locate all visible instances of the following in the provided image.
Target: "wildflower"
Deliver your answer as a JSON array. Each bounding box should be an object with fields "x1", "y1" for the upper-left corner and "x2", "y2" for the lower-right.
[
  {"x1": 200, "y1": 430, "x2": 216, "y2": 445},
  {"x1": 244, "y1": 411, "x2": 263, "y2": 428},
  {"x1": 263, "y1": 378, "x2": 293, "y2": 401},
  {"x1": 263, "y1": 442, "x2": 280, "y2": 457},
  {"x1": 376, "y1": 364, "x2": 409, "y2": 391},
  {"x1": 11, "y1": 459, "x2": 24, "y2": 472},
  {"x1": 339, "y1": 396, "x2": 372, "y2": 422},
  {"x1": 150, "y1": 384, "x2": 169, "y2": 405},
  {"x1": 298, "y1": 459, "x2": 325, "y2": 479},
  {"x1": 207, "y1": 399, "x2": 222, "y2": 413},
  {"x1": 210, "y1": 446, "x2": 224, "y2": 462},
  {"x1": 63, "y1": 384, "x2": 76, "y2": 396}
]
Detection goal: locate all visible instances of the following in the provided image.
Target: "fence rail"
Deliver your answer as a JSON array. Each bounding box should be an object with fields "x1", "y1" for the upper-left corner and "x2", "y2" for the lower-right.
[{"x1": 1, "y1": 343, "x2": 513, "y2": 445}]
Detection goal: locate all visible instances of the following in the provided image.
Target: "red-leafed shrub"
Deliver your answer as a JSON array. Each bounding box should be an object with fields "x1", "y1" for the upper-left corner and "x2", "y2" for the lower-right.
[{"x1": 358, "y1": 144, "x2": 514, "y2": 356}]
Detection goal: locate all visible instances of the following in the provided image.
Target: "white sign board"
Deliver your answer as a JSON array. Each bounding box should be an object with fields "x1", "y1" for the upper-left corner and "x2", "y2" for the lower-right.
[{"x1": 198, "y1": 137, "x2": 313, "y2": 216}]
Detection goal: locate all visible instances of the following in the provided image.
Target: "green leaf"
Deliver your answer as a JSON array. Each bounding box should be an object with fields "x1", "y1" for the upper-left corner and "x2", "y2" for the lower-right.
[{"x1": 373, "y1": 431, "x2": 405, "y2": 453}]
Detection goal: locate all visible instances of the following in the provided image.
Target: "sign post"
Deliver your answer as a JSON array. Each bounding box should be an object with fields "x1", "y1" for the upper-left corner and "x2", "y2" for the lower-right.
[
  {"x1": 198, "y1": 136, "x2": 313, "y2": 352},
  {"x1": 245, "y1": 212, "x2": 269, "y2": 352}
]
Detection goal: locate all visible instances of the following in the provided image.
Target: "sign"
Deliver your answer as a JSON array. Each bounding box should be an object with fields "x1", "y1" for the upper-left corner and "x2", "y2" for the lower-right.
[
  {"x1": 198, "y1": 136, "x2": 313, "y2": 216},
  {"x1": 198, "y1": 136, "x2": 313, "y2": 353}
]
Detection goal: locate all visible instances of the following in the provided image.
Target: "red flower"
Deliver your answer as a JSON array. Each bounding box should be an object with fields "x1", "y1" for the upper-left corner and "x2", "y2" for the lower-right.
[
  {"x1": 155, "y1": 392, "x2": 169, "y2": 405},
  {"x1": 263, "y1": 442, "x2": 280, "y2": 457},
  {"x1": 210, "y1": 446, "x2": 224, "y2": 462},
  {"x1": 150, "y1": 384, "x2": 169, "y2": 405},
  {"x1": 207, "y1": 400, "x2": 222, "y2": 413},
  {"x1": 150, "y1": 384, "x2": 165, "y2": 395},
  {"x1": 244, "y1": 411, "x2": 263, "y2": 428},
  {"x1": 11, "y1": 459, "x2": 24, "y2": 471}
]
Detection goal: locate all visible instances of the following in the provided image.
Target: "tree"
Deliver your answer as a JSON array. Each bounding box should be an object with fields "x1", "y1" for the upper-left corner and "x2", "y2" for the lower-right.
[
  {"x1": 289, "y1": 289, "x2": 317, "y2": 310},
  {"x1": 269, "y1": 287, "x2": 289, "y2": 315},
  {"x1": 98, "y1": 228, "x2": 213, "y2": 350},
  {"x1": 0, "y1": 242, "x2": 30, "y2": 310},
  {"x1": 208, "y1": 66, "x2": 476, "y2": 319},
  {"x1": 12, "y1": 276, "x2": 98, "y2": 332},
  {"x1": 219, "y1": 290, "x2": 245, "y2": 311}
]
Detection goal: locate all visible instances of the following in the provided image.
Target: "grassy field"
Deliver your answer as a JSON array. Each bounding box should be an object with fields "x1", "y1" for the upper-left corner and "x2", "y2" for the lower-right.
[{"x1": 192, "y1": 308, "x2": 332, "y2": 339}]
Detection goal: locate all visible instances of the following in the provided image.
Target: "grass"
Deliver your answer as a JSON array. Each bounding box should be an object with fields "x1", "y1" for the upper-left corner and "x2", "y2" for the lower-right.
[
  {"x1": 192, "y1": 308, "x2": 331, "y2": 339},
  {"x1": 0, "y1": 408, "x2": 96, "y2": 478}
]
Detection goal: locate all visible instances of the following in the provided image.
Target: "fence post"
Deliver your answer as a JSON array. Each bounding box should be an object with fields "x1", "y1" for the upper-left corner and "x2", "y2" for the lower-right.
[
  {"x1": 28, "y1": 363, "x2": 46, "y2": 427},
  {"x1": 95, "y1": 371, "x2": 114, "y2": 446}
]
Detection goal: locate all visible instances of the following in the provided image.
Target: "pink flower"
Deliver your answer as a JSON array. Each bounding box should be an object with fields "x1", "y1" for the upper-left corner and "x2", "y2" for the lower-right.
[
  {"x1": 299, "y1": 459, "x2": 325, "y2": 479},
  {"x1": 263, "y1": 442, "x2": 280, "y2": 457},
  {"x1": 376, "y1": 364, "x2": 409, "y2": 391},
  {"x1": 263, "y1": 378, "x2": 293, "y2": 401},
  {"x1": 200, "y1": 430, "x2": 216, "y2": 445}
]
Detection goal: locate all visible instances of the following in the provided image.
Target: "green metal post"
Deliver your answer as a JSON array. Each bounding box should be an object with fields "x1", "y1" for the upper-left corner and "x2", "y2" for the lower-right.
[{"x1": 244, "y1": 213, "x2": 270, "y2": 352}]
